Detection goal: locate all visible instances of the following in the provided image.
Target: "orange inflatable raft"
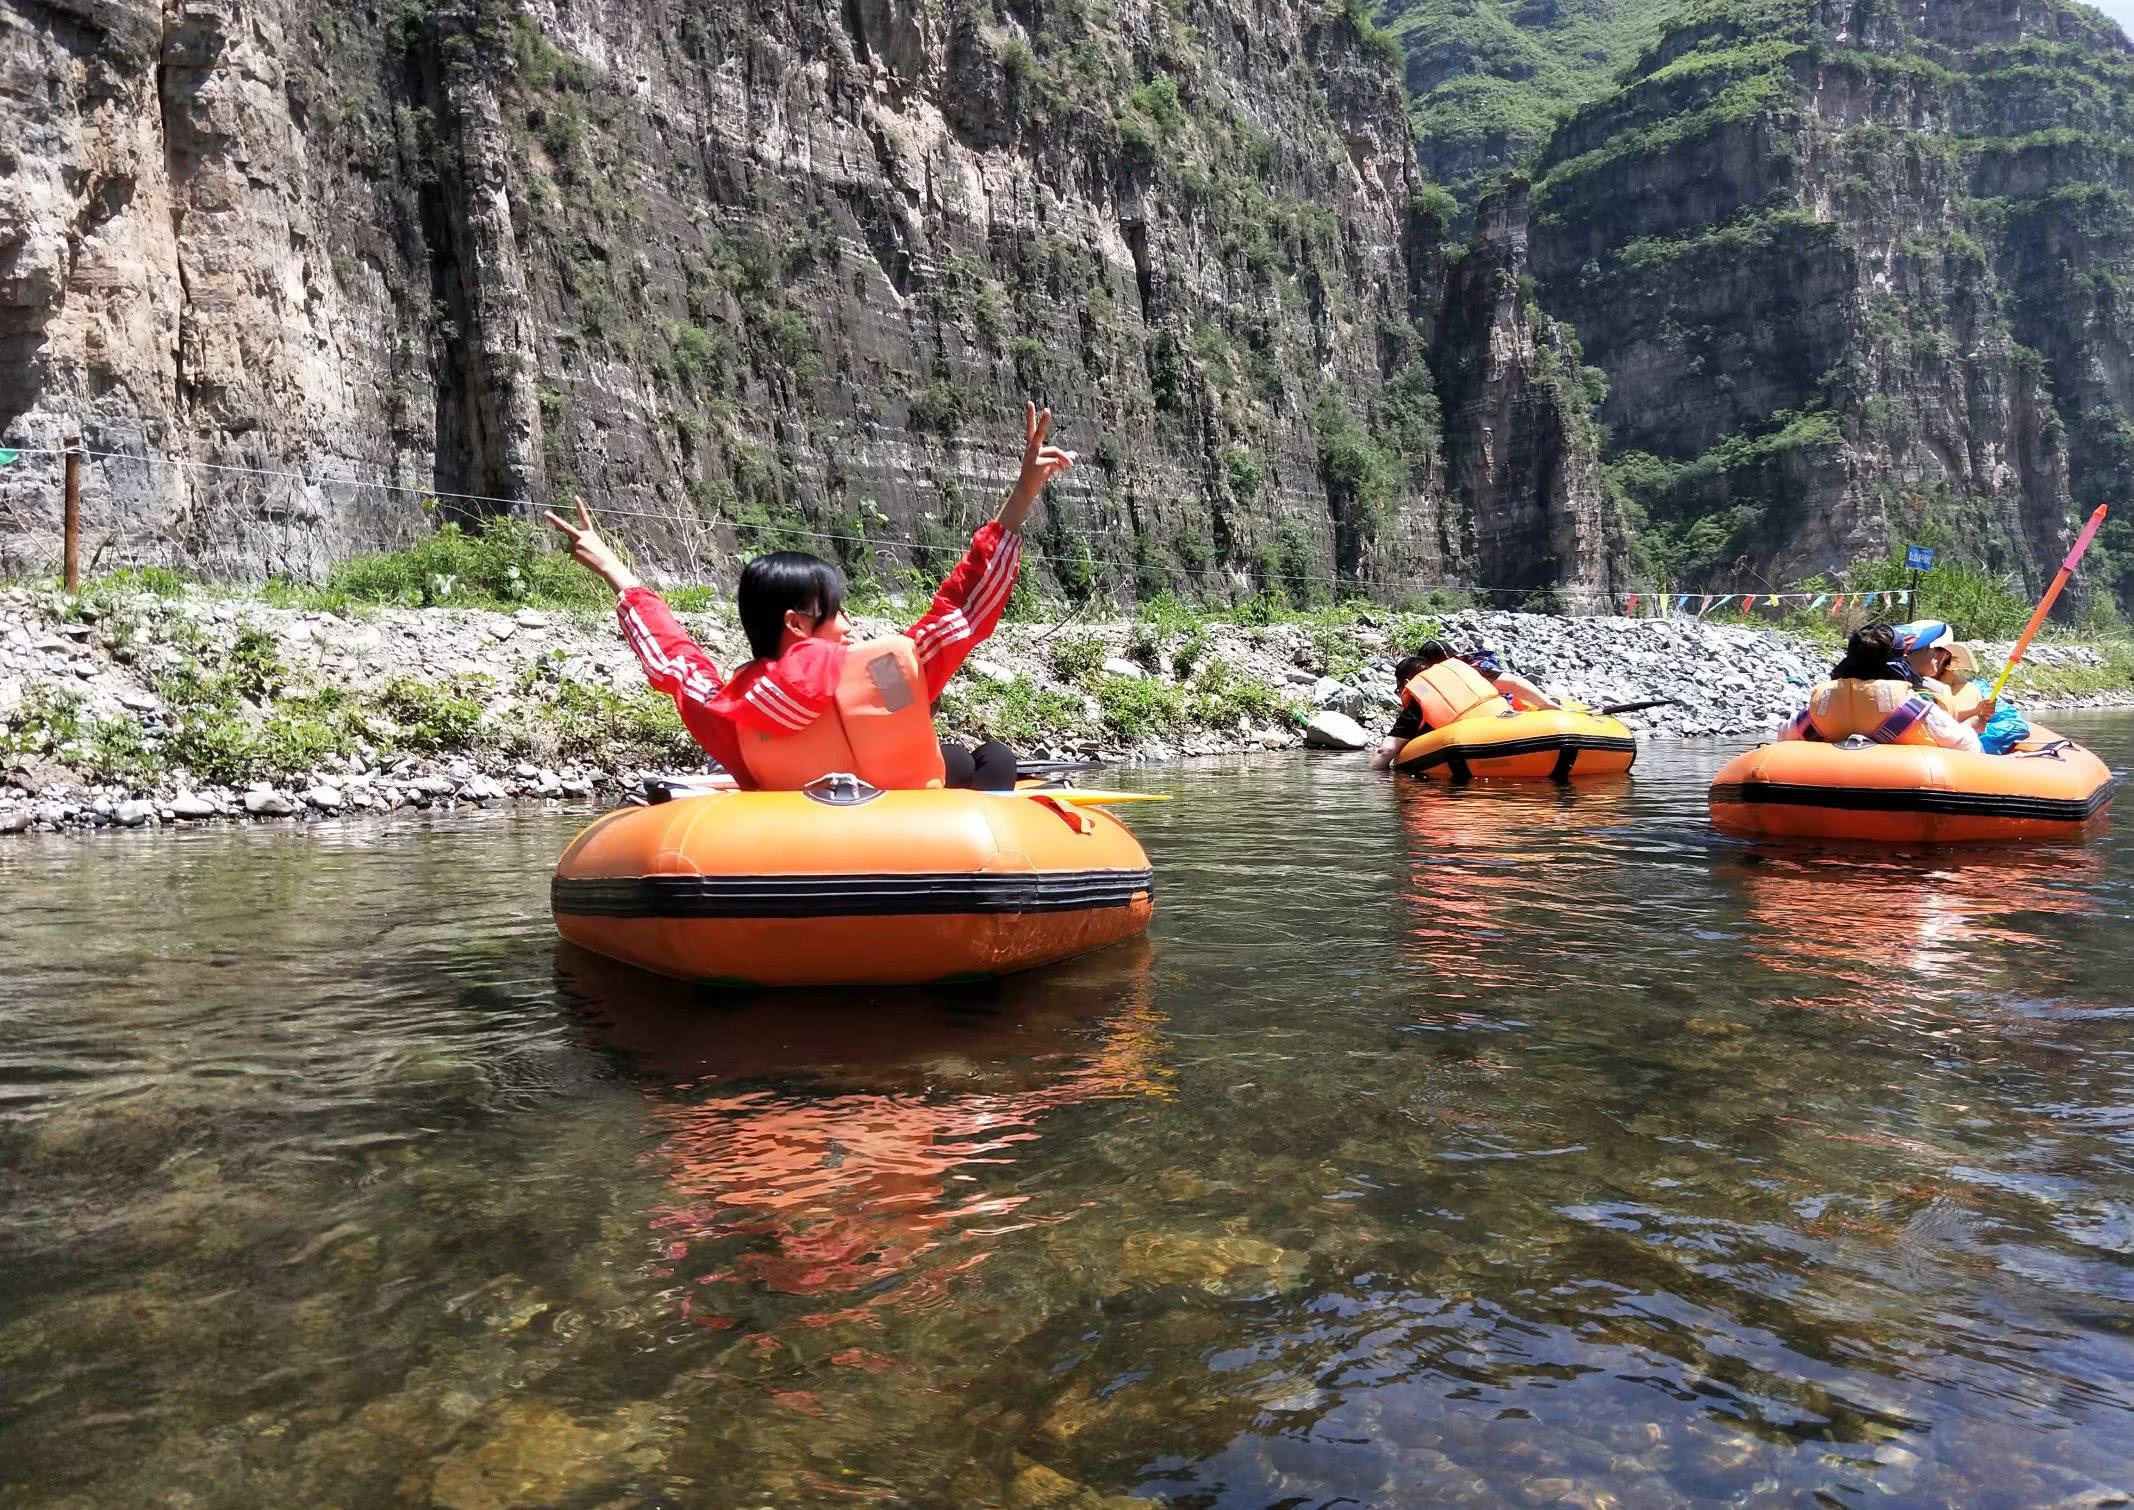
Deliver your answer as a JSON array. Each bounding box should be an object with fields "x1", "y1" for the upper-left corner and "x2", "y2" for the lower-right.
[
  {"x1": 551, "y1": 781, "x2": 1155, "y2": 986},
  {"x1": 1709, "y1": 727, "x2": 2116, "y2": 843},
  {"x1": 1395, "y1": 706, "x2": 1638, "y2": 781}
]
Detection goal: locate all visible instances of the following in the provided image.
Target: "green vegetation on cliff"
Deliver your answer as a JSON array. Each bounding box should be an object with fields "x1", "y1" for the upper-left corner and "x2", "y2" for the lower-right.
[{"x1": 1377, "y1": 0, "x2": 1679, "y2": 208}]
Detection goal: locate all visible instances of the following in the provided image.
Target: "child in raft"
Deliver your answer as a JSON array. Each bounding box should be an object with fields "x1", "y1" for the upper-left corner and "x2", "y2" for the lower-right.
[
  {"x1": 1778, "y1": 621, "x2": 1983, "y2": 751},
  {"x1": 544, "y1": 402, "x2": 1076, "y2": 790},
  {"x1": 1895, "y1": 620, "x2": 2030, "y2": 753}
]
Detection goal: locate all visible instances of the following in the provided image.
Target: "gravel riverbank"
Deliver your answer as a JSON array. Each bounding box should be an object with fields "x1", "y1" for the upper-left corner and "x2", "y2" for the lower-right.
[{"x1": 2, "y1": 584, "x2": 2127, "y2": 836}]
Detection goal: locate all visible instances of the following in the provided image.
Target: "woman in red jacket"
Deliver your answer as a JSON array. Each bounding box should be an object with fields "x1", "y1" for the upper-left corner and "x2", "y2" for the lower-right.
[{"x1": 544, "y1": 404, "x2": 1075, "y2": 790}]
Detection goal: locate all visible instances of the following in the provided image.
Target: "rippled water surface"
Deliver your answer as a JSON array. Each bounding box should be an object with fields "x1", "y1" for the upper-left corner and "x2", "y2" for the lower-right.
[{"x1": 7, "y1": 718, "x2": 2134, "y2": 1507}]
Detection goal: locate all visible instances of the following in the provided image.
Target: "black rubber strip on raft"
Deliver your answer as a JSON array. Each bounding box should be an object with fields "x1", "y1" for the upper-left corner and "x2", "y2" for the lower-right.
[
  {"x1": 1708, "y1": 778, "x2": 2118, "y2": 824},
  {"x1": 1398, "y1": 733, "x2": 1637, "y2": 778},
  {"x1": 552, "y1": 868, "x2": 1156, "y2": 920}
]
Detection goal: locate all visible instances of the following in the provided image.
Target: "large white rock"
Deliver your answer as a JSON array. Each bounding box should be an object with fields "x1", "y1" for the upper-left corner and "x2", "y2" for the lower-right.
[{"x1": 1302, "y1": 711, "x2": 1370, "y2": 751}]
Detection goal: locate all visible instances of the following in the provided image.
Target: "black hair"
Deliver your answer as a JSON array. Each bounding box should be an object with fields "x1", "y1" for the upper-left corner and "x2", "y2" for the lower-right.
[
  {"x1": 739, "y1": 551, "x2": 847, "y2": 661},
  {"x1": 1393, "y1": 653, "x2": 1428, "y2": 687},
  {"x1": 1416, "y1": 639, "x2": 1452, "y2": 667},
  {"x1": 1829, "y1": 621, "x2": 1919, "y2": 685}
]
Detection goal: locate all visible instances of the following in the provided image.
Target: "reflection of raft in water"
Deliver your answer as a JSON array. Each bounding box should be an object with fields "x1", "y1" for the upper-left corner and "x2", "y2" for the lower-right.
[
  {"x1": 1709, "y1": 728, "x2": 2116, "y2": 843},
  {"x1": 1395, "y1": 707, "x2": 1638, "y2": 782},
  {"x1": 551, "y1": 783, "x2": 1155, "y2": 986}
]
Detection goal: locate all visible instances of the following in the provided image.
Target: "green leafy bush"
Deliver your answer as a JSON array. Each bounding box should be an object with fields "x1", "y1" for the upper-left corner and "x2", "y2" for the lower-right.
[
  {"x1": 1192, "y1": 662, "x2": 1293, "y2": 731},
  {"x1": 1049, "y1": 635, "x2": 1107, "y2": 684},
  {"x1": 1097, "y1": 675, "x2": 1188, "y2": 741},
  {"x1": 273, "y1": 518, "x2": 614, "y2": 612},
  {"x1": 936, "y1": 674, "x2": 1085, "y2": 745},
  {"x1": 376, "y1": 678, "x2": 487, "y2": 753},
  {"x1": 911, "y1": 381, "x2": 966, "y2": 438},
  {"x1": 1842, "y1": 549, "x2": 2032, "y2": 638},
  {"x1": 1171, "y1": 626, "x2": 1209, "y2": 679}
]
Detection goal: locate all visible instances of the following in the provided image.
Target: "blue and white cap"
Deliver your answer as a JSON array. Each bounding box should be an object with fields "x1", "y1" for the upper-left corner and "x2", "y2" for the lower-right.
[{"x1": 1893, "y1": 620, "x2": 1977, "y2": 675}]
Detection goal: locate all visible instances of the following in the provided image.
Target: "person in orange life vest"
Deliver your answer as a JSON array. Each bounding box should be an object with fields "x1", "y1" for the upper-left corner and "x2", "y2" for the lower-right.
[
  {"x1": 1460, "y1": 648, "x2": 1560, "y2": 713},
  {"x1": 1776, "y1": 621, "x2": 1981, "y2": 752},
  {"x1": 544, "y1": 402, "x2": 1077, "y2": 790},
  {"x1": 1369, "y1": 640, "x2": 1513, "y2": 769}
]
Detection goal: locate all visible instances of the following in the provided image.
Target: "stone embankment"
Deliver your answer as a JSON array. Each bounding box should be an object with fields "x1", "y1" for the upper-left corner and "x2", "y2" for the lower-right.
[{"x1": 1, "y1": 585, "x2": 2125, "y2": 835}]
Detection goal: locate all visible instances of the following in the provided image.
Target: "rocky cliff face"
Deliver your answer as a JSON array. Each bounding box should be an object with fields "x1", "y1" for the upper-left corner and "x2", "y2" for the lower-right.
[
  {"x1": 0, "y1": 0, "x2": 1625, "y2": 605},
  {"x1": 1431, "y1": 184, "x2": 1627, "y2": 596},
  {"x1": 1506, "y1": 0, "x2": 2134, "y2": 597}
]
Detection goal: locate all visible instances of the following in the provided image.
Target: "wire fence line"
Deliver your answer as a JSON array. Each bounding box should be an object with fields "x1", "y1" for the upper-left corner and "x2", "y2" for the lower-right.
[
  {"x1": 0, "y1": 443, "x2": 437, "y2": 586},
  {"x1": 0, "y1": 441, "x2": 1911, "y2": 618}
]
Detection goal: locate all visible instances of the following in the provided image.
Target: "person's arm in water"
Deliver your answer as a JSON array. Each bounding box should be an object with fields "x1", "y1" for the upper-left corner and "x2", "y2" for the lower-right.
[
  {"x1": 1371, "y1": 701, "x2": 1424, "y2": 770},
  {"x1": 544, "y1": 497, "x2": 731, "y2": 726},
  {"x1": 905, "y1": 401, "x2": 1076, "y2": 699}
]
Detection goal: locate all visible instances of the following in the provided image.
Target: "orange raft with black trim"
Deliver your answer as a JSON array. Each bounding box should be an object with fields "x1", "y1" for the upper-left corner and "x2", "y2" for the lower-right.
[
  {"x1": 1709, "y1": 726, "x2": 2116, "y2": 843},
  {"x1": 551, "y1": 783, "x2": 1155, "y2": 986},
  {"x1": 1395, "y1": 707, "x2": 1638, "y2": 782}
]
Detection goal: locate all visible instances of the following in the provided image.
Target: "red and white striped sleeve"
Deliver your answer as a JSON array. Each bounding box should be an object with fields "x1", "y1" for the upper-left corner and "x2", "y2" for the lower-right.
[
  {"x1": 908, "y1": 521, "x2": 1024, "y2": 699},
  {"x1": 616, "y1": 587, "x2": 726, "y2": 720},
  {"x1": 725, "y1": 640, "x2": 840, "y2": 735}
]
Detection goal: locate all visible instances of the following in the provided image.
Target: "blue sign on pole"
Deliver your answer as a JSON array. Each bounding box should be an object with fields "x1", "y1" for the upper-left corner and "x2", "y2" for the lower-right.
[{"x1": 1905, "y1": 545, "x2": 1936, "y2": 570}]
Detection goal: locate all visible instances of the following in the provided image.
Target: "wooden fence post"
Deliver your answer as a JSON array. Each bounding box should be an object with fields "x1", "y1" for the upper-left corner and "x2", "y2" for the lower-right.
[{"x1": 62, "y1": 433, "x2": 82, "y2": 592}]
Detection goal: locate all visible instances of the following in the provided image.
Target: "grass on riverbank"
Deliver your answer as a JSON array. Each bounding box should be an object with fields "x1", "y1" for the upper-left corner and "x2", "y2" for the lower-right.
[
  {"x1": 0, "y1": 605, "x2": 705, "y2": 789},
  {"x1": 1996, "y1": 642, "x2": 2134, "y2": 703}
]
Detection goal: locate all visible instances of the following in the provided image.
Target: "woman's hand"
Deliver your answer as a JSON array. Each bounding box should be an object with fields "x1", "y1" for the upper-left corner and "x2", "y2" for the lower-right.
[
  {"x1": 543, "y1": 496, "x2": 641, "y2": 595},
  {"x1": 998, "y1": 401, "x2": 1077, "y2": 530}
]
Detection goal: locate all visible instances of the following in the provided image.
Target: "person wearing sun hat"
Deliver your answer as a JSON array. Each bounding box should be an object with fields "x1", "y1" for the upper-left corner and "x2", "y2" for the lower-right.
[
  {"x1": 1895, "y1": 620, "x2": 2031, "y2": 753},
  {"x1": 1895, "y1": 621, "x2": 1976, "y2": 700}
]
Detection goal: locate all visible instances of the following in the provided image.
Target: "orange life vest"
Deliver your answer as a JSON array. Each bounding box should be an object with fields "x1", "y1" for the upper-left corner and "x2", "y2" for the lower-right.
[
  {"x1": 1403, "y1": 660, "x2": 1506, "y2": 731},
  {"x1": 1805, "y1": 678, "x2": 1935, "y2": 746},
  {"x1": 740, "y1": 637, "x2": 947, "y2": 790},
  {"x1": 1927, "y1": 678, "x2": 1982, "y2": 719}
]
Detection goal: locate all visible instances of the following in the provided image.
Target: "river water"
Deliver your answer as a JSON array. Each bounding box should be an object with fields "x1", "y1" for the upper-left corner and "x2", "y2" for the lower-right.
[{"x1": 5, "y1": 716, "x2": 2134, "y2": 1507}]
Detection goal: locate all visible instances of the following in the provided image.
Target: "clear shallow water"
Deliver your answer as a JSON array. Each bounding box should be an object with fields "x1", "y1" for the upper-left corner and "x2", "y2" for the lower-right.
[{"x1": 5, "y1": 718, "x2": 2134, "y2": 1507}]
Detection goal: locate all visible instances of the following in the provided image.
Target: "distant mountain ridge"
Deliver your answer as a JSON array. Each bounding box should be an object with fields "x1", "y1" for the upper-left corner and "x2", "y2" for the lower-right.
[{"x1": 1388, "y1": 0, "x2": 2134, "y2": 609}]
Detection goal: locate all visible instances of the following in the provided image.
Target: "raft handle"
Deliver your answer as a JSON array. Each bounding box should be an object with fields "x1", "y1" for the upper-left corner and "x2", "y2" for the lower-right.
[{"x1": 802, "y1": 772, "x2": 885, "y2": 806}]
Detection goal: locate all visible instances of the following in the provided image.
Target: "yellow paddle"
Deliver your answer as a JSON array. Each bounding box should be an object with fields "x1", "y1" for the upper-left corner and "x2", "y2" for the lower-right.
[{"x1": 1986, "y1": 502, "x2": 2109, "y2": 706}]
